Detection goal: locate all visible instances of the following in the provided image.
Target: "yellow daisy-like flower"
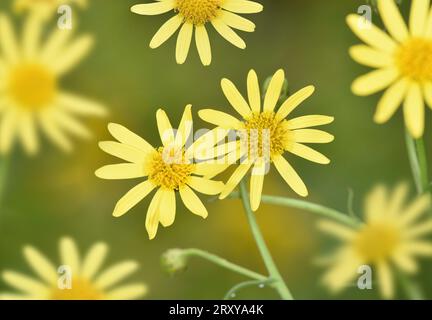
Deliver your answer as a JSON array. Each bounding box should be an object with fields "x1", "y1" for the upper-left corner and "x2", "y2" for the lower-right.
[
  {"x1": 0, "y1": 14, "x2": 106, "y2": 155},
  {"x1": 199, "y1": 69, "x2": 334, "y2": 211},
  {"x1": 319, "y1": 184, "x2": 432, "y2": 299},
  {"x1": 14, "y1": 0, "x2": 88, "y2": 18},
  {"x1": 96, "y1": 105, "x2": 225, "y2": 240},
  {"x1": 347, "y1": 0, "x2": 432, "y2": 138},
  {"x1": 0, "y1": 237, "x2": 147, "y2": 300},
  {"x1": 130, "y1": 0, "x2": 263, "y2": 65}
]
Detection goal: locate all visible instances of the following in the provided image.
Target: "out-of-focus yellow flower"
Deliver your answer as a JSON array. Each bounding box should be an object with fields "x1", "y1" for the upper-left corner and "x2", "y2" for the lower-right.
[
  {"x1": 318, "y1": 184, "x2": 432, "y2": 299},
  {"x1": 0, "y1": 14, "x2": 106, "y2": 155},
  {"x1": 199, "y1": 69, "x2": 334, "y2": 211},
  {"x1": 0, "y1": 237, "x2": 147, "y2": 300},
  {"x1": 347, "y1": 0, "x2": 432, "y2": 138},
  {"x1": 14, "y1": 0, "x2": 88, "y2": 18},
  {"x1": 96, "y1": 105, "x2": 225, "y2": 240},
  {"x1": 130, "y1": 0, "x2": 263, "y2": 65}
]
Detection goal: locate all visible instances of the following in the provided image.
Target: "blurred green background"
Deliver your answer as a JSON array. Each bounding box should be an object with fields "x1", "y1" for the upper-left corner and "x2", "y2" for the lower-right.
[{"x1": 1, "y1": 0, "x2": 431, "y2": 299}]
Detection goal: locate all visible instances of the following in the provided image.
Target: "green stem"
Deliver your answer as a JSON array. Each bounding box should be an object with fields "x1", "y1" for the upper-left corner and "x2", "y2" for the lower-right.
[
  {"x1": 239, "y1": 180, "x2": 294, "y2": 300},
  {"x1": 229, "y1": 192, "x2": 360, "y2": 228},
  {"x1": 223, "y1": 278, "x2": 276, "y2": 300},
  {"x1": 405, "y1": 131, "x2": 429, "y2": 194},
  {"x1": 182, "y1": 248, "x2": 267, "y2": 281}
]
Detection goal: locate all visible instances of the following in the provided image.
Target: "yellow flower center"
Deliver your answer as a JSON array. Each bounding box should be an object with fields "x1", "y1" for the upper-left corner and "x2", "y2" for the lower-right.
[
  {"x1": 147, "y1": 147, "x2": 195, "y2": 190},
  {"x1": 50, "y1": 278, "x2": 104, "y2": 300},
  {"x1": 354, "y1": 223, "x2": 400, "y2": 262},
  {"x1": 241, "y1": 112, "x2": 292, "y2": 160},
  {"x1": 8, "y1": 63, "x2": 57, "y2": 110},
  {"x1": 396, "y1": 38, "x2": 432, "y2": 82},
  {"x1": 175, "y1": 0, "x2": 221, "y2": 25}
]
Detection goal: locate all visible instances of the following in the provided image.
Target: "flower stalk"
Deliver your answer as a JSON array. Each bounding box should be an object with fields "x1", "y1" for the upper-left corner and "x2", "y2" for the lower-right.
[
  {"x1": 405, "y1": 131, "x2": 430, "y2": 195},
  {"x1": 228, "y1": 191, "x2": 361, "y2": 228},
  {"x1": 239, "y1": 180, "x2": 294, "y2": 300},
  {"x1": 179, "y1": 248, "x2": 267, "y2": 281}
]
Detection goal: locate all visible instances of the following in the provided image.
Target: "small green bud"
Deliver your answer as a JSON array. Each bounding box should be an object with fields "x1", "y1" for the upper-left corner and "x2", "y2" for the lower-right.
[{"x1": 161, "y1": 249, "x2": 188, "y2": 275}]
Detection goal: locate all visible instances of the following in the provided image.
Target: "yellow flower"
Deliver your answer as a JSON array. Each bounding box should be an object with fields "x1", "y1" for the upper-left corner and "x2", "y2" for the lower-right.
[
  {"x1": 318, "y1": 184, "x2": 432, "y2": 299},
  {"x1": 199, "y1": 69, "x2": 334, "y2": 211},
  {"x1": 347, "y1": 0, "x2": 432, "y2": 138},
  {"x1": 130, "y1": 0, "x2": 263, "y2": 65},
  {"x1": 0, "y1": 237, "x2": 147, "y2": 300},
  {"x1": 14, "y1": 0, "x2": 88, "y2": 18},
  {"x1": 0, "y1": 14, "x2": 106, "y2": 155},
  {"x1": 96, "y1": 105, "x2": 225, "y2": 240}
]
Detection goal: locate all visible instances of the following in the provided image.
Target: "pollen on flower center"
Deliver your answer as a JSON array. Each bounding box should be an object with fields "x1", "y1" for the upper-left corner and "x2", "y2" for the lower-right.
[
  {"x1": 396, "y1": 38, "x2": 432, "y2": 82},
  {"x1": 241, "y1": 112, "x2": 291, "y2": 160},
  {"x1": 354, "y1": 223, "x2": 400, "y2": 262},
  {"x1": 147, "y1": 147, "x2": 195, "y2": 190},
  {"x1": 50, "y1": 278, "x2": 104, "y2": 300},
  {"x1": 175, "y1": 0, "x2": 221, "y2": 25},
  {"x1": 8, "y1": 63, "x2": 57, "y2": 109}
]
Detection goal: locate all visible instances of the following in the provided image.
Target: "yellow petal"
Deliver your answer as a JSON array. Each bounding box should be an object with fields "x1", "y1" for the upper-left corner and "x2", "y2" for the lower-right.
[
  {"x1": 159, "y1": 189, "x2": 176, "y2": 227},
  {"x1": 377, "y1": 0, "x2": 409, "y2": 42},
  {"x1": 349, "y1": 45, "x2": 393, "y2": 68},
  {"x1": 156, "y1": 109, "x2": 175, "y2": 147},
  {"x1": 23, "y1": 246, "x2": 57, "y2": 285},
  {"x1": 188, "y1": 176, "x2": 224, "y2": 195},
  {"x1": 106, "y1": 284, "x2": 148, "y2": 300},
  {"x1": 195, "y1": 25, "x2": 212, "y2": 66},
  {"x1": 95, "y1": 163, "x2": 146, "y2": 180},
  {"x1": 288, "y1": 143, "x2": 330, "y2": 164},
  {"x1": 221, "y1": 78, "x2": 251, "y2": 118},
  {"x1": 107, "y1": 123, "x2": 154, "y2": 153},
  {"x1": 247, "y1": 69, "x2": 261, "y2": 113},
  {"x1": 410, "y1": 0, "x2": 430, "y2": 36},
  {"x1": 131, "y1": 1, "x2": 174, "y2": 15},
  {"x1": 250, "y1": 160, "x2": 266, "y2": 211},
  {"x1": 286, "y1": 115, "x2": 334, "y2": 130},
  {"x1": 176, "y1": 22, "x2": 193, "y2": 64},
  {"x1": 346, "y1": 14, "x2": 397, "y2": 53},
  {"x1": 293, "y1": 129, "x2": 334, "y2": 144},
  {"x1": 221, "y1": 0, "x2": 263, "y2": 13},
  {"x1": 272, "y1": 154, "x2": 308, "y2": 197},
  {"x1": 198, "y1": 109, "x2": 241, "y2": 129},
  {"x1": 94, "y1": 261, "x2": 139, "y2": 289},
  {"x1": 351, "y1": 68, "x2": 399, "y2": 96},
  {"x1": 264, "y1": 69, "x2": 285, "y2": 112},
  {"x1": 80, "y1": 242, "x2": 108, "y2": 280},
  {"x1": 423, "y1": 82, "x2": 432, "y2": 109},
  {"x1": 150, "y1": 15, "x2": 183, "y2": 49},
  {"x1": 179, "y1": 185, "x2": 208, "y2": 218},
  {"x1": 174, "y1": 104, "x2": 193, "y2": 147},
  {"x1": 219, "y1": 11, "x2": 256, "y2": 32},
  {"x1": 211, "y1": 18, "x2": 246, "y2": 49},
  {"x1": 99, "y1": 141, "x2": 148, "y2": 164},
  {"x1": 276, "y1": 86, "x2": 315, "y2": 120},
  {"x1": 113, "y1": 180, "x2": 156, "y2": 217},
  {"x1": 374, "y1": 78, "x2": 409, "y2": 123},
  {"x1": 377, "y1": 261, "x2": 394, "y2": 299},
  {"x1": 146, "y1": 189, "x2": 162, "y2": 240},
  {"x1": 2, "y1": 271, "x2": 48, "y2": 295},
  {"x1": 403, "y1": 82, "x2": 425, "y2": 138},
  {"x1": 59, "y1": 237, "x2": 80, "y2": 275},
  {"x1": 317, "y1": 220, "x2": 356, "y2": 240},
  {"x1": 219, "y1": 163, "x2": 252, "y2": 199}
]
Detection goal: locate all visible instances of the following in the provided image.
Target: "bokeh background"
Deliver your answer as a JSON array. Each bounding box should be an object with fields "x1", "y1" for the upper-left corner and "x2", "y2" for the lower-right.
[{"x1": 1, "y1": 0, "x2": 431, "y2": 299}]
